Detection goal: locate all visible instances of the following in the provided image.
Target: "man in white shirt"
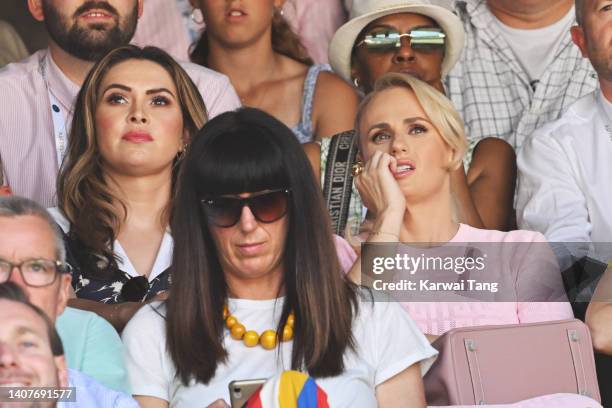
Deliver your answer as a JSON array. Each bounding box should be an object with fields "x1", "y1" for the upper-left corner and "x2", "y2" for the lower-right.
[
  {"x1": 0, "y1": 0, "x2": 239, "y2": 207},
  {"x1": 0, "y1": 195, "x2": 127, "y2": 393},
  {"x1": 516, "y1": 0, "x2": 612, "y2": 270},
  {"x1": 447, "y1": 0, "x2": 597, "y2": 150}
]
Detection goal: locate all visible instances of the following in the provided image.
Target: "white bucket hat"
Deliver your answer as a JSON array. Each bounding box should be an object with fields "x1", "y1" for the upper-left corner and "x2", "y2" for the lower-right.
[{"x1": 329, "y1": 0, "x2": 465, "y2": 84}]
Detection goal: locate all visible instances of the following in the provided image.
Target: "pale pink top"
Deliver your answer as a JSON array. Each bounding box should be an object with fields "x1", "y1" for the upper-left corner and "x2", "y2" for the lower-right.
[
  {"x1": 401, "y1": 224, "x2": 574, "y2": 335},
  {"x1": 334, "y1": 234, "x2": 358, "y2": 272},
  {"x1": 447, "y1": 393, "x2": 601, "y2": 408},
  {"x1": 0, "y1": 49, "x2": 240, "y2": 207}
]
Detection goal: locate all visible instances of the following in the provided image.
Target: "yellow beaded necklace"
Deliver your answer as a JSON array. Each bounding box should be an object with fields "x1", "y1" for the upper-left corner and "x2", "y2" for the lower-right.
[{"x1": 223, "y1": 304, "x2": 294, "y2": 350}]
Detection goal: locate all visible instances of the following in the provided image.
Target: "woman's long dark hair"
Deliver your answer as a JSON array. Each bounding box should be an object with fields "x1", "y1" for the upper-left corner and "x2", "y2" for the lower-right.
[
  {"x1": 167, "y1": 108, "x2": 358, "y2": 385},
  {"x1": 190, "y1": 9, "x2": 313, "y2": 66},
  {"x1": 58, "y1": 45, "x2": 207, "y2": 278}
]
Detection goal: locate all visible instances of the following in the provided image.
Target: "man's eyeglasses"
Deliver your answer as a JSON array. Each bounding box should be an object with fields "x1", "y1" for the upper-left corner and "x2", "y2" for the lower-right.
[
  {"x1": 200, "y1": 189, "x2": 291, "y2": 228},
  {"x1": 0, "y1": 258, "x2": 72, "y2": 287},
  {"x1": 357, "y1": 28, "x2": 446, "y2": 52}
]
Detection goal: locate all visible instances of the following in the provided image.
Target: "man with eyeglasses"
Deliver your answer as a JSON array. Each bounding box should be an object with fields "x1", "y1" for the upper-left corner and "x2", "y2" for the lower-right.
[
  {"x1": 447, "y1": 0, "x2": 597, "y2": 151},
  {"x1": 0, "y1": 196, "x2": 127, "y2": 393}
]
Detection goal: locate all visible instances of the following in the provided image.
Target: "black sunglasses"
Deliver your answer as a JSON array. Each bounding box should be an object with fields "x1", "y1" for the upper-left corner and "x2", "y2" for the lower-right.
[{"x1": 200, "y1": 189, "x2": 290, "y2": 228}]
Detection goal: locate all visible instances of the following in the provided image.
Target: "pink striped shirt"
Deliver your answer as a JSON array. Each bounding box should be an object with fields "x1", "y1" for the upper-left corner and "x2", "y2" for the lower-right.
[
  {"x1": 131, "y1": 0, "x2": 192, "y2": 61},
  {"x1": 283, "y1": 0, "x2": 347, "y2": 64},
  {"x1": 0, "y1": 48, "x2": 240, "y2": 207}
]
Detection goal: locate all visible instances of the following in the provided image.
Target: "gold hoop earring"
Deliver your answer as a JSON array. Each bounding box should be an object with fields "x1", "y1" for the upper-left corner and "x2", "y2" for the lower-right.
[
  {"x1": 176, "y1": 144, "x2": 188, "y2": 162},
  {"x1": 273, "y1": 5, "x2": 285, "y2": 18}
]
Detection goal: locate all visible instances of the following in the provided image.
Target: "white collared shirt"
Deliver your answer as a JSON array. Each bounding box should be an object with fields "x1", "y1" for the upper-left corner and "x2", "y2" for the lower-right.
[
  {"x1": 49, "y1": 207, "x2": 172, "y2": 283},
  {"x1": 113, "y1": 232, "x2": 172, "y2": 282},
  {"x1": 517, "y1": 90, "x2": 612, "y2": 268}
]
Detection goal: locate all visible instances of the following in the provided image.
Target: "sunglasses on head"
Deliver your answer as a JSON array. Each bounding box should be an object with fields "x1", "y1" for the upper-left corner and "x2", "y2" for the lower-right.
[
  {"x1": 200, "y1": 189, "x2": 291, "y2": 228},
  {"x1": 357, "y1": 27, "x2": 446, "y2": 52}
]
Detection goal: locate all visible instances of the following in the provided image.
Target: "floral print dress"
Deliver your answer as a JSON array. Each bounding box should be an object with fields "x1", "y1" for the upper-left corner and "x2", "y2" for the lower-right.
[{"x1": 63, "y1": 231, "x2": 172, "y2": 304}]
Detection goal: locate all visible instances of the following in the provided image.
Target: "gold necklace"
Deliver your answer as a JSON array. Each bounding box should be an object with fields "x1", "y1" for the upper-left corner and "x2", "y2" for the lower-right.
[{"x1": 223, "y1": 304, "x2": 294, "y2": 350}]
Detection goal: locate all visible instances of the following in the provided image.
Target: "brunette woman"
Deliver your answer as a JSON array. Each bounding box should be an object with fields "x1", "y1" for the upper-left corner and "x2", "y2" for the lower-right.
[{"x1": 51, "y1": 45, "x2": 207, "y2": 331}]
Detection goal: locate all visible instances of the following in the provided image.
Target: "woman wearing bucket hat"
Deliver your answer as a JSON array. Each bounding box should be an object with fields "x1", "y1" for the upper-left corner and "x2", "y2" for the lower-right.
[{"x1": 305, "y1": 0, "x2": 516, "y2": 236}]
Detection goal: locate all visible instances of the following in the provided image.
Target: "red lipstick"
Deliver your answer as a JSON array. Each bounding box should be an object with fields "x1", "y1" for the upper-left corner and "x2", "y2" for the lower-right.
[{"x1": 122, "y1": 131, "x2": 153, "y2": 143}]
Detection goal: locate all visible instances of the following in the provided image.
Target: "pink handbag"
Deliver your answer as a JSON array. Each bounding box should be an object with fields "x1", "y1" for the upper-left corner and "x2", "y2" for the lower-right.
[{"x1": 423, "y1": 319, "x2": 601, "y2": 405}]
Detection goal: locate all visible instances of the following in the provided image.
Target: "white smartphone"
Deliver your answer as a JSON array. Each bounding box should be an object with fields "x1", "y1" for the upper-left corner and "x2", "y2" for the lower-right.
[{"x1": 229, "y1": 378, "x2": 267, "y2": 408}]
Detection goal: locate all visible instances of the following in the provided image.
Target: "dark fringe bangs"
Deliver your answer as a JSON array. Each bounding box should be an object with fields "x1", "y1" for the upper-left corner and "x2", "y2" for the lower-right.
[{"x1": 191, "y1": 125, "x2": 290, "y2": 197}]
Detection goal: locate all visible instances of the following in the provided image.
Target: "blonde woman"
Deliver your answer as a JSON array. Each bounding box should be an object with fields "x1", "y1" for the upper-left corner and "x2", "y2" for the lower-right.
[
  {"x1": 350, "y1": 73, "x2": 573, "y2": 337},
  {"x1": 50, "y1": 45, "x2": 207, "y2": 331}
]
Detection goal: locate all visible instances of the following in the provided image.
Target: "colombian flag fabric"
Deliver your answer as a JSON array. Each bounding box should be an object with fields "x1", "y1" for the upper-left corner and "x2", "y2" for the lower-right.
[{"x1": 246, "y1": 371, "x2": 330, "y2": 408}]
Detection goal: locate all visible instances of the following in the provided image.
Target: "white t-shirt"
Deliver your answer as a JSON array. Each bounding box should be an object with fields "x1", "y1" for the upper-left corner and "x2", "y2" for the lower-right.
[
  {"x1": 495, "y1": 7, "x2": 575, "y2": 84},
  {"x1": 122, "y1": 294, "x2": 437, "y2": 407}
]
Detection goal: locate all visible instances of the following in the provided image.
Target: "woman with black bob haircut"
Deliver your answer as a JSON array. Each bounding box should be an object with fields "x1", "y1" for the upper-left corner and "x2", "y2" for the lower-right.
[{"x1": 122, "y1": 108, "x2": 436, "y2": 407}]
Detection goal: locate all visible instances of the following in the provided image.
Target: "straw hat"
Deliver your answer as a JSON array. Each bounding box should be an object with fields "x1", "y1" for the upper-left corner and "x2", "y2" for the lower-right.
[{"x1": 329, "y1": 0, "x2": 465, "y2": 83}]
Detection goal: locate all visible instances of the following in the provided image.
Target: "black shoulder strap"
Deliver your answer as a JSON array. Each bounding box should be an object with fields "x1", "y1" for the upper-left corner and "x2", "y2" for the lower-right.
[{"x1": 322, "y1": 130, "x2": 359, "y2": 235}]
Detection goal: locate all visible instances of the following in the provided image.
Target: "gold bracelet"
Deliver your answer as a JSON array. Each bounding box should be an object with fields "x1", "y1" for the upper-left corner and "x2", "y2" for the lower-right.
[{"x1": 371, "y1": 231, "x2": 399, "y2": 239}]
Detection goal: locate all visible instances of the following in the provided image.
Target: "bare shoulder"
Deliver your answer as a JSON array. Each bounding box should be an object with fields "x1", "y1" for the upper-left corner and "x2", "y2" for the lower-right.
[
  {"x1": 314, "y1": 71, "x2": 359, "y2": 102},
  {"x1": 312, "y1": 70, "x2": 360, "y2": 138}
]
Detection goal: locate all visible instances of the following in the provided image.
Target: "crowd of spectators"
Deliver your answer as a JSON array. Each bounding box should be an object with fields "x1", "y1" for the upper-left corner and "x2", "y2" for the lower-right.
[{"x1": 0, "y1": 0, "x2": 611, "y2": 407}]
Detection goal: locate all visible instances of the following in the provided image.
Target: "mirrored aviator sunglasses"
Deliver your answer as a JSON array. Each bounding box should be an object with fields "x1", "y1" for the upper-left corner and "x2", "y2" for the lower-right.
[
  {"x1": 200, "y1": 189, "x2": 291, "y2": 228},
  {"x1": 359, "y1": 27, "x2": 446, "y2": 52}
]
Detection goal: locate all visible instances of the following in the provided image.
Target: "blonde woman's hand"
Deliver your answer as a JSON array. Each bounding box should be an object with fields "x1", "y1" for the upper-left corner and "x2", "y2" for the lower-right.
[{"x1": 355, "y1": 151, "x2": 406, "y2": 217}]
